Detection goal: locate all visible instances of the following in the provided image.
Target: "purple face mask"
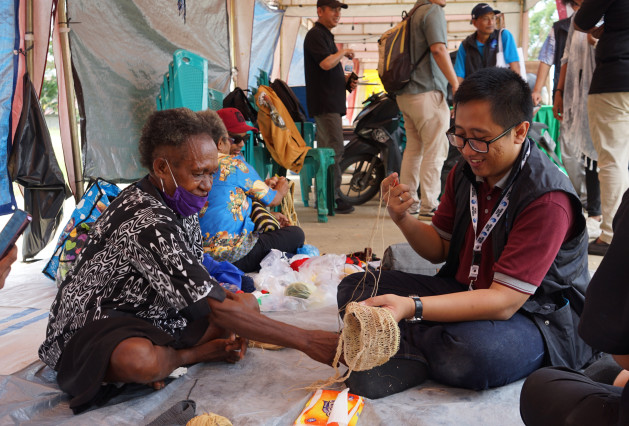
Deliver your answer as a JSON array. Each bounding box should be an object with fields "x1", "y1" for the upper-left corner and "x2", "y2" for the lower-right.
[{"x1": 160, "y1": 160, "x2": 208, "y2": 217}]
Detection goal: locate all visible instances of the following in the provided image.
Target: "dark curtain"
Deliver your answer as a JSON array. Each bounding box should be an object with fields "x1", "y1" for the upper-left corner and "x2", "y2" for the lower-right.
[{"x1": 8, "y1": 73, "x2": 71, "y2": 259}]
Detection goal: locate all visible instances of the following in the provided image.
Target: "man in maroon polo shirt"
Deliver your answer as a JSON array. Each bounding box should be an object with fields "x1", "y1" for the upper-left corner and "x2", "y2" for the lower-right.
[{"x1": 337, "y1": 67, "x2": 592, "y2": 399}]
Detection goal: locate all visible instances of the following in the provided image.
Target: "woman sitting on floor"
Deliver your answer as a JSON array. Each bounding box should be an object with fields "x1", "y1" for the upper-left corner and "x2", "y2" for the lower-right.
[
  {"x1": 196, "y1": 108, "x2": 304, "y2": 273},
  {"x1": 38, "y1": 108, "x2": 337, "y2": 414}
]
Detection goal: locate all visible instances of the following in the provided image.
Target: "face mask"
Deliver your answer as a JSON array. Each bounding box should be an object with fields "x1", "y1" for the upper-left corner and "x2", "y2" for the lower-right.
[{"x1": 160, "y1": 159, "x2": 208, "y2": 217}]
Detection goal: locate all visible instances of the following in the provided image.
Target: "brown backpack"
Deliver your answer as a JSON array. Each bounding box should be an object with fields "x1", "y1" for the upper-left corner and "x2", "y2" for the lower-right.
[{"x1": 254, "y1": 86, "x2": 310, "y2": 173}]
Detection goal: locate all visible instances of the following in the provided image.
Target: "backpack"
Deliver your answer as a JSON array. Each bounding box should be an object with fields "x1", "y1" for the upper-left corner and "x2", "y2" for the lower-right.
[
  {"x1": 270, "y1": 79, "x2": 308, "y2": 123},
  {"x1": 377, "y1": 4, "x2": 429, "y2": 93},
  {"x1": 255, "y1": 85, "x2": 310, "y2": 173},
  {"x1": 223, "y1": 87, "x2": 258, "y2": 126},
  {"x1": 43, "y1": 178, "x2": 121, "y2": 285}
]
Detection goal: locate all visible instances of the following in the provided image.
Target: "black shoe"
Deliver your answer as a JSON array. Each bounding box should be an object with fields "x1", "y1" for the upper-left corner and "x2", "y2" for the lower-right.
[
  {"x1": 335, "y1": 198, "x2": 355, "y2": 214},
  {"x1": 588, "y1": 239, "x2": 610, "y2": 256},
  {"x1": 344, "y1": 358, "x2": 428, "y2": 399}
]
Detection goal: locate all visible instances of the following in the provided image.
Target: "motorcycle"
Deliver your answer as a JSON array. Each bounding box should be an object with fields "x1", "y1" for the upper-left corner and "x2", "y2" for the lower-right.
[{"x1": 338, "y1": 91, "x2": 404, "y2": 205}]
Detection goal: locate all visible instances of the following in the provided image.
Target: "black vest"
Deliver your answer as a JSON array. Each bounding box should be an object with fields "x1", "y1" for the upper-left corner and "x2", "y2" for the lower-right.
[
  {"x1": 437, "y1": 139, "x2": 594, "y2": 369},
  {"x1": 462, "y1": 30, "x2": 500, "y2": 78},
  {"x1": 552, "y1": 18, "x2": 571, "y2": 96}
]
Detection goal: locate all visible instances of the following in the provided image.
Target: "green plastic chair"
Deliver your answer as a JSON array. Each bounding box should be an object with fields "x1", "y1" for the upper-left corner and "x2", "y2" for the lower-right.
[
  {"x1": 208, "y1": 88, "x2": 224, "y2": 111},
  {"x1": 172, "y1": 49, "x2": 208, "y2": 111},
  {"x1": 295, "y1": 122, "x2": 336, "y2": 223}
]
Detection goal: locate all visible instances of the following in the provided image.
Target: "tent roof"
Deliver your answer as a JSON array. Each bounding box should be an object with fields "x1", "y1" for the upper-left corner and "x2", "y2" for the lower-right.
[{"x1": 281, "y1": 0, "x2": 543, "y2": 67}]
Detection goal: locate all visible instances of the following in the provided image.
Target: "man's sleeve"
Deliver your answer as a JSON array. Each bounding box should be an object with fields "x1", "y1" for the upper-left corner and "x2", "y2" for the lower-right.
[
  {"x1": 454, "y1": 44, "x2": 466, "y2": 78},
  {"x1": 501, "y1": 29, "x2": 520, "y2": 65},
  {"x1": 579, "y1": 189, "x2": 629, "y2": 354},
  {"x1": 423, "y1": 6, "x2": 448, "y2": 47},
  {"x1": 492, "y1": 191, "x2": 574, "y2": 294},
  {"x1": 537, "y1": 31, "x2": 555, "y2": 65},
  {"x1": 574, "y1": 0, "x2": 612, "y2": 31},
  {"x1": 304, "y1": 31, "x2": 332, "y2": 65}
]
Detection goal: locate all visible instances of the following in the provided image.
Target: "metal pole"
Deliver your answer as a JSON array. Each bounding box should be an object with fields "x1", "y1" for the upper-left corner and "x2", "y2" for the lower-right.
[
  {"x1": 228, "y1": 0, "x2": 237, "y2": 89},
  {"x1": 25, "y1": 0, "x2": 33, "y2": 76},
  {"x1": 58, "y1": 0, "x2": 84, "y2": 201}
]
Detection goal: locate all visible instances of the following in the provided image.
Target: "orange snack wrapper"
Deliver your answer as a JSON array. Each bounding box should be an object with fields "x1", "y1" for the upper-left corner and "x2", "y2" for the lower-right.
[{"x1": 294, "y1": 388, "x2": 364, "y2": 426}]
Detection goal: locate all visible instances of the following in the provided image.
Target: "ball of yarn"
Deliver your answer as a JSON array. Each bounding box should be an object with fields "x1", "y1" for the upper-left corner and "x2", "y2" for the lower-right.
[
  {"x1": 284, "y1": 281, "x2": 312, "y2": 299},
  {"x1": 186, "y1": 412, "x2": 232, "y2": 426}
]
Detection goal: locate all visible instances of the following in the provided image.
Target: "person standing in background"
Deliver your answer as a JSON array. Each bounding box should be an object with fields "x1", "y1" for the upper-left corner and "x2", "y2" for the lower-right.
[
  {"x1": 395, "y1": 0, "x2": 459, "y2": 220},
  {"x1": 574, "y1": 0, "x2": 629, "y2": 256},
  {"x1": 304, "y1": 0, "x2": 357, "y2": 214},
  {"x1": 454, "y1": 3, "x2": 523, "y2": 83}
]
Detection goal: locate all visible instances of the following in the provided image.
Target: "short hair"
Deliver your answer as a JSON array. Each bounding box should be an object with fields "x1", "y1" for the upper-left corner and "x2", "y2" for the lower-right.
[
  {"x1": 197, "y1": 109, "x2": 228, "y2": 147},
  {"x1": 453, "y1": 67, "x2": 533, "y2": 128},
  {"x1": 138, "y1": 108, "x2": 214, "y2": 171}
]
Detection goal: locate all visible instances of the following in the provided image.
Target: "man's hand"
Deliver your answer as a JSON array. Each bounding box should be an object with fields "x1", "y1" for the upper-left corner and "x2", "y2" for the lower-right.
[
  {"x1": 531, "y1": 91, "x2": 542, "y2": 106},
  {"x1": 553, "y1": 91, "x2": 563, "y2": 122},
  {"x1": 381, "y1": 173, "x2": 413, "y2": 222},
  {"x1": 0, "y1": 245, "x2": 17, "y2": 290},
  {"x1": 361, "y1": 294, "x2": 415, "y2": 323},
  {"x1": 343, "y1": 48, "x2": 354, "y2": 60}
]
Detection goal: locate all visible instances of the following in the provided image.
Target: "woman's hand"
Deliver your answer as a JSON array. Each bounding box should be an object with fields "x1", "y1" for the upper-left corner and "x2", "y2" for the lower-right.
[
  {"x1": 271, "y1": 211, "x2": 291, "y2": 227},
  {"x1": 361, "y1": 294, "x2": 416, "y2": 323}
]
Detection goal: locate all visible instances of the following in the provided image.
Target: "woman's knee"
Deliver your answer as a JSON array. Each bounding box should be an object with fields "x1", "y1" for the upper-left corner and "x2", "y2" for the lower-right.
[{"x1": 108, "y1": 337, "x2": 164, "y2": 383}]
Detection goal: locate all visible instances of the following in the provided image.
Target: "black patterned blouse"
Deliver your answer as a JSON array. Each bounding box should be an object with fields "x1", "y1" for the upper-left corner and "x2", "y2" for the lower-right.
[{"x1": 39, "y1": 176, "x2": 226, "y2": 369}]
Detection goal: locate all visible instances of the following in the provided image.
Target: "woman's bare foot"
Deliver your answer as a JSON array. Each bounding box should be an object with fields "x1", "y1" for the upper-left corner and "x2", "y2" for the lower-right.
[
  {"x1": 193, "y1": 336, "x2": 247, "y2": 364},
  {"x1": 149, "y1": 380, "x2": 165, "y2": 390}
]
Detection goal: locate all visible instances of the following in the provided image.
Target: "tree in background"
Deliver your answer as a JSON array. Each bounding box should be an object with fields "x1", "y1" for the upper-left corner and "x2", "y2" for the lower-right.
[
  {"x1": 39, "y1": 41, "x2": 58, "y2": 116},
  {"x1": 528, "y1": 0, "x2": 558, "y2": 59}
]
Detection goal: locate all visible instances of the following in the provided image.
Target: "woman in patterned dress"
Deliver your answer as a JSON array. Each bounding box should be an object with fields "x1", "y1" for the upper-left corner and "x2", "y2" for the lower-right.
[{"x1": 38, "y1": 108, "x2": 337, "y2": 413}]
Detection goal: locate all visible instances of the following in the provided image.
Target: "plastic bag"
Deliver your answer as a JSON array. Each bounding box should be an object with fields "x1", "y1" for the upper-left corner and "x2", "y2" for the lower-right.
[{"x1": 253, "y1": 249, "x2": 347, "y2": 311}]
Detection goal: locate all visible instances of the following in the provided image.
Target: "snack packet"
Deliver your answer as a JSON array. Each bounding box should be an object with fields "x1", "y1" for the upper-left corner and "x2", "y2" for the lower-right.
[{"x1": 294, "y1": 388, "x2": 364, "y2": 426}]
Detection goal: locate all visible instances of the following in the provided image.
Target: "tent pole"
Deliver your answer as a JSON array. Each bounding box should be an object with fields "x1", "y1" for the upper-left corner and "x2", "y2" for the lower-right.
[
  {"x1": 228, "y1": 0, "x2": 237, "y2": 89},
  {"x1": 58, "y1": 0, "x2": 84, "y2": 201},
  {"x1": 25, "y1": 0, "x2": 34, "y2": 75}
]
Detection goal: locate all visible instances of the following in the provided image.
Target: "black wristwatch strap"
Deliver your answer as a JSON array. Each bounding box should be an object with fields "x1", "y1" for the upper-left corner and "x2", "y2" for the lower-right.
[{"x1": 405, "y1": 295, "x2": 423, "y2": 323}]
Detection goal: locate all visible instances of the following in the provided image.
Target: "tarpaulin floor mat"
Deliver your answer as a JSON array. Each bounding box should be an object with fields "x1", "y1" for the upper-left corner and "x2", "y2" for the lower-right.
[{"x1": 0, "y1": 304, "x2": 525, "y2": 425}]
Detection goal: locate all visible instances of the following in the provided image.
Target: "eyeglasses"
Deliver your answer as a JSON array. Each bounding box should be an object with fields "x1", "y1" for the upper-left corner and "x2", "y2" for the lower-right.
[
  {"x1": 446, "y1": 123, "x2": 520, "y2": 154},
  {"x1": 227, "y1": 134, "x2": 248, "y2": 144}
]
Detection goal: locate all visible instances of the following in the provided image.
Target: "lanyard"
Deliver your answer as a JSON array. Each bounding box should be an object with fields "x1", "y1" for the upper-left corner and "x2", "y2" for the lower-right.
[
  {"x1": 468, "y1": 185, "x2": 512, "y2": 290},
  {"x1": 467, "y1": 143, "x2": 531, "y2": 290}
]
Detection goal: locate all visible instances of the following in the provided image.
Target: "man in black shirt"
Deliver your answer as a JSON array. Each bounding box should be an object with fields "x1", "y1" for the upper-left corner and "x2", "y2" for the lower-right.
[{"x1": 304, "y1": 0, "x2": 357, "y2": 214}]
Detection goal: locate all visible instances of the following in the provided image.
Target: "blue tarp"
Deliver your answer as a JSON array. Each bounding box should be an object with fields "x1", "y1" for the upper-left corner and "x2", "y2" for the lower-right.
[
  {"x1": 248, "y1": 0, "x2": 283, "y2": 89},
  {"x1": 0, "y1": 0, "x2": 19, "y2": 214}
]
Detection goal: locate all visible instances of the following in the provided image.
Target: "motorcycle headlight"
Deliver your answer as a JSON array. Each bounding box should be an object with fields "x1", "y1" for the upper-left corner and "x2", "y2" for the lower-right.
[
  {"x1": 357, "y1": 128, "x2": 372, "y2": 138},
  {"x1": 372, "y1": 128, "x2": 389, "y2": 143}
]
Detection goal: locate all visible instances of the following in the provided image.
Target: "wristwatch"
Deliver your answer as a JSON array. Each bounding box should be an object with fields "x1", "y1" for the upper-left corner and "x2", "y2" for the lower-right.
[{"x1": 405, "y1": 295, "x2": 423, "y2": 323}]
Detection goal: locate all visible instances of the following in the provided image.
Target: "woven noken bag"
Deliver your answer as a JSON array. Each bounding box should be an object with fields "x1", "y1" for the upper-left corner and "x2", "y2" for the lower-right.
[
  {"x1": 339, "y1": 302, "x2": 401, "y2": 372},
  {"x1": 312, "y1": 301, "x2": 401, "y2": 390}
]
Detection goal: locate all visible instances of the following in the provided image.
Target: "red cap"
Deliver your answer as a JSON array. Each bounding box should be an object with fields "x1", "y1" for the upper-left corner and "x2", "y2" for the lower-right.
[{"x1": 217, "y1": 108, "x2": 258, "y2": 134}]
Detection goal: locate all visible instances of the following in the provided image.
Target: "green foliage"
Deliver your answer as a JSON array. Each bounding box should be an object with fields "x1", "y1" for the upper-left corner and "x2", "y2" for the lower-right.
[
  {"x1": 528, "y1": 0, "x2": 558, "y2": 59},
  {"x1": 40, "y1": 40, "x2": 58, "y2": 115}
]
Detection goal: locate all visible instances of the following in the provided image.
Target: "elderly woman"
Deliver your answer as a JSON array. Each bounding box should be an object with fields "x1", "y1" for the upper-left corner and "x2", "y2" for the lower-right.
[
  {"x1": 197, "y1": 108, "x2": 305, "y2": 272},
  {"x1": 39, "y1": 108, "x2": 337, "y2": 414}
]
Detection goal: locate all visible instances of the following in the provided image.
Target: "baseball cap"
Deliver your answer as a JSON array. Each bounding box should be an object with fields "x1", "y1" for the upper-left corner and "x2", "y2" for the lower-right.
[
  {"x1": 217, "y1": 108, "x2": 258, "y2": 134},
  {"x1": 471, "y1": 3, "x2": 501, "y2": 21},
  {"x1": 317, "y1": 0, "x2": 348, "y2": 9}
]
